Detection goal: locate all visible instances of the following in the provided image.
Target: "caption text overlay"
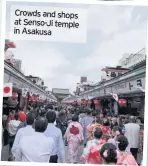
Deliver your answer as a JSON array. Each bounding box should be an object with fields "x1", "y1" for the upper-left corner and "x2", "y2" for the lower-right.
[{"x1": 10, "y1": 5, "x2": 88, "y2": 43}]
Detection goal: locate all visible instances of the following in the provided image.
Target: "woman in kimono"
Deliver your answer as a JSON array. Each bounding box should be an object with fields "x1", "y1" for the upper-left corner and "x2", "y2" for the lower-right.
[
  {"x1": 80, "y1": 127, "x2": 106, "y2": 164},
  {"x1": 64, "y1": 114, "x2": 83, "y2": 163},
  {"x1": 87, "y1": 117, "x2": 103, "y2": 141},
  {"x1": 116, "y1": 135, "x2": 138, "y2": 166},
  {"x1": 100, "y1": 143, "x2": 117, "y2": 165}
]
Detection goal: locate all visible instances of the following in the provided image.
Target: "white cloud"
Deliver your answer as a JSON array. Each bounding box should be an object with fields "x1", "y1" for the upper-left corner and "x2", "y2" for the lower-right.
[
  {"x1": 47, "y1": 73, "x2": 80, "y2": 93},
  {"x1": 88, "y1": 5, "x2": 134, "y2": 35},
  {"x1": 78, "y1": 22, "x2": 147, "y2": 72},
  {"x1": 9, "y1": 42, "x2": 71, "y2": 81}
]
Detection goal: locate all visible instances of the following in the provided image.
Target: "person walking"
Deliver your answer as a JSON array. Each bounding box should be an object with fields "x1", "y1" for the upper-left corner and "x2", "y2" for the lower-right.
[
  {"x1": 8, "y1": 113, "x2": 21, "y2": 152},
  {"x1": 116, "y1": 135, "x2": 138, "y2": 166},
  {"x1": 64, "y1": 114, "x2": 83, "y2": 163},
  {"x1": 100, "y1": 143, "x2": 117, "y2": 165},
  {"x1": 124, "y1": 116, "x2": 140, "y2": 160},
  {"x1": 44, "y1": 111, "x2": 65, "y2": 163},
  {"x1": 12, "y1": 112, "x2": 35, "y2": 158},
  {"x1": 81, "y1": 109, "x2": 94, "y2": 146},
  {"x1": 15, "y1": 117, "x2": 55, "y2": 162},
  {"x1": 81, "y1": 127, "x2": 105, "y2": 164},
  {"x1": 17, "y1": 111, "x2": 27, "y2": 130}
]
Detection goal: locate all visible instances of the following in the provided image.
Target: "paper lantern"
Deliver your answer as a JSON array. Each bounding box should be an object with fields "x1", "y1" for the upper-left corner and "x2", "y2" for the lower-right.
[
  {"x1": 94, "y1": 99, "x2": 100, "y2": 105},
  {"x1": 23, "y1": 96, "x2": 27, "y2": 100},
  {"x1": 29, "y1": 96, "x2": 34, "y2": 101},
  {"x1": 118, "y1": 99, "x2": 127, "y2": 107}
]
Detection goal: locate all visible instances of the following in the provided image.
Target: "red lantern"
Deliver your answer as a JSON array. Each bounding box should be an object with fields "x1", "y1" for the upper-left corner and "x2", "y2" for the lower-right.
[
  {"x1": 118, "y1": 99, "x2": 127, "y2": 107},
  {"x1": 12, "y1": 92, "x2": 18, "y2": 99},
  {"x1": 87, "y1": 100, "x2": 92, "y2": 105},
  {"x1": 94, "y1": 99, "x2": 100, "y2": 105},
  {"x1": 24, "y1": 96, "x2": 27, "y2": 100},
  {"x1": 29, "y1": 96, "x2": 34, "y2": 101}
]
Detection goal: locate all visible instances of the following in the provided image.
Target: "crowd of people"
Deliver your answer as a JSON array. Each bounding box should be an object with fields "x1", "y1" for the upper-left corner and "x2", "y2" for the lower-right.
[{"x1": 2, "y1": 103, "x2": 143, "y2": 165}]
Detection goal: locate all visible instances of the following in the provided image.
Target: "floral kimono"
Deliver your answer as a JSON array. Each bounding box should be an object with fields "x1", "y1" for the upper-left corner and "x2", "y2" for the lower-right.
[
  {"x1": 101, "y1": 126, "x2": 112, "y2": 141},
  {"x1": 117, "y1": 151, "x2": 138, "y2": 166},
  {"x1": 87, "y1": 123, "x2": 103, "y2": 140},
  {"x1": 87, "y1": 123, "x2": 111, "y2": 142},
  {"x1": 80, "y1": 139, "x2": 106, "y2": 164},
  {"x1": 64, "y1": 121, "x2": 83, "y2": 163}
]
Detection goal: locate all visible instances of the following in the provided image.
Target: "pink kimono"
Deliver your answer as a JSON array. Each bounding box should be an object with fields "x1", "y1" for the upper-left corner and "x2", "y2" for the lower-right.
[
  {"x1": 117, "y1": 151, "x2": 138, "y2": 166},
  {"x1": 64, "y1": 121, "x2": 83, "y2": 163}
]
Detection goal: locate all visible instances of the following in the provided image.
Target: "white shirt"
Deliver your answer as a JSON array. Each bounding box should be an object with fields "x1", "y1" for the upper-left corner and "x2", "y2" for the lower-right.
[
  {"x1": 15, "y1": 132, "x2": 55, "y2": 162},
  {"x1": 124, "y1": 123, "x2": 140, "y2": 148},
  {"x1": 8, "y1": 120, "x2": 21, "y2": 136},
  {"x1": 12, "y1": 125, "x2": 35, "y2": 156},
  {"x1": 44, "y1": 123, "x2": 65, "y2": 162}
]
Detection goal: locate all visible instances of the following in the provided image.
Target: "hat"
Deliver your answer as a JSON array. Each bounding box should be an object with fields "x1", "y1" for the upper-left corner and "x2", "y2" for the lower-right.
[{"x1": 18, "y1": 111, "x2": 26, "y2": 122}]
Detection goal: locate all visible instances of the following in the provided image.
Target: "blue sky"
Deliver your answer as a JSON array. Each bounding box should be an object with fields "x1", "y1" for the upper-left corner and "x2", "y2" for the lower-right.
[{"x1": 5, "y1": 1, "x2": 148, "y2": 93}]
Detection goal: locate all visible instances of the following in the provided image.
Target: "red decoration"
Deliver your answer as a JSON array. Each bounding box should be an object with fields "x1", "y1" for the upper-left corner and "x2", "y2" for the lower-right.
[
  {"x1": 4, "y1": 87, "x2": 11, "y2": 93},
  {"x1": 24, "y1": 96, "x2": 27, "y2": 100},
  {"x1": 12, "y1": 92, "x2": 18, "y2": 99},
  {"x1": 70, "y1": 125, "x2": 79, "y2": 135},
  {"x1": 118, "y1": 99, "x2": 127, "y2": 107},
  {"x1": 94, "y1": 99, "x2": 100, "y2": 105},
  {"x1": 29, "y1": 96, "x2": 34, "y2": 101},
  {"x1": 87, "y1": 100, "x2": 92, "y2": 105}
]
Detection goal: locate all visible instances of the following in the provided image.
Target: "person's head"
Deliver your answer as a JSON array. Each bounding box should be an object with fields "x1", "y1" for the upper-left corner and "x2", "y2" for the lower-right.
[
  {"x1": 112, "y1": 126, "x2": 121, "y2": 137},
  {"x1": 92, "y1": 110, "x2": 97, "y2": 117},
  {"x1": 35, "y1": 117, "x2": 48, "y2": 132},
  {"x1": 95, "y1": 117, "x2": 103, "y2": 125},
  {"x1": 129, "y1": 116, "x2": 136, "y2": 123},
  {"x1": 48, "y1": 105, "x2": 54, "y2": 110},
  {"x1": 112, "y1": 117, "x2": 117, "y2": 124},
  {"x1": 18, "y1": 111, "x2": 26, "y2": 122},
  {"x1": 26, "y1": 113, "x2": 35, "y2": 125},
  {"x1": 46, "y1": 111, "x2": 56, "y2": 123},
  {"x1": 103, "y1": 119, "x2": 110, "y2": 126},
  {"x1": 93, "y1": 127, "x2": 103, "y2": 139},
  {"x1": 72, "y1": 114, "x2": 79, "y2": 122},
  {"x1": 14, "y1": 113, "x2": 19, "y2": 120},
  {"x1": 116, "y1": 135, "x2": 128, "y2": 152},
  {"x1": 86, "y1": 109, "x2": 92, "y2": 115},
  {"x1": 100, "y1": 143, "x2": 117, "y2": 164}
]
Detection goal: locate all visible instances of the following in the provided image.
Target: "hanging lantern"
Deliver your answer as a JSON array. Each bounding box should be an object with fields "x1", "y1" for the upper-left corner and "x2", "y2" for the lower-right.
[
  {"x1": 118, "y1": 99, "x2": 127, "y2": 107},
  {"x1": 94, "y1": 99, "x2": 100, "y2": 105},
  {"x1": 29, "y1": 96, "x2": 34, "y2": 101},
  {"x1": 23, "y1": 96, "x2": 27, "y2": 100},
  {"x1": 12, "y1": 92, "x2": 18, "y2": 99}
]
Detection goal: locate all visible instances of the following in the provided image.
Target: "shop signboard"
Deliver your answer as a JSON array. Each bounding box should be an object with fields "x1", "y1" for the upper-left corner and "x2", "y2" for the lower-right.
[{"x1": 112, "y1": 77, "x2": 145, "y2": 94}]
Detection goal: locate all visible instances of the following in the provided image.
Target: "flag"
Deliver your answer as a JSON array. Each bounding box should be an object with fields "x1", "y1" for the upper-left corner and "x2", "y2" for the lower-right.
[
  {"x1": 22, "y1": 88, "x2": 28, "y2": 97},
  {"x1": 109, "y1": 93, "x2": 119, "y2": 102},
  {"x1": 3, "y1": 83, "x2": 13, "y2": 97}
]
